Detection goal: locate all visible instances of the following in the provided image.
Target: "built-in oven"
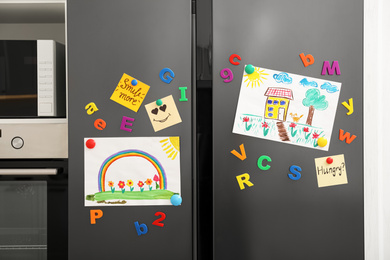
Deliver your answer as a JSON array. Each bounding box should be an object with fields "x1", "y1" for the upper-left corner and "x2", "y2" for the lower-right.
[
  {"x1": 0, "y1": 39, "x2": 68, "y2": 259},
  {"x1": 0, "y1": 160, "x2": 68, "y2": 260}
]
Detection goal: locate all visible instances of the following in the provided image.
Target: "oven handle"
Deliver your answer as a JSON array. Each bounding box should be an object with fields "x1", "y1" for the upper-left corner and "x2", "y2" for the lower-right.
[{"x1": 0, "y1": 168, "x2": 58, "y2": 175}]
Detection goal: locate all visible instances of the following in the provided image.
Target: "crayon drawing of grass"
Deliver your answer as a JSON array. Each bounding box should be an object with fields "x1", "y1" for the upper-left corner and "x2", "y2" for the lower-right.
[
  {"x1": 86, "y1": 190, "x2": 175, "y2": 202},
  {"x1": 238, "y1": 115, "x2": 274, "y2": 136},
  {"x1": 237, "y1": 114, "x2": 278, "y2": 138},
  {"x1": 237, "y1": 115, "x2": 327, "y2": 148},
  {"x1": 287, "y1": 123, "x2": 324, "y2": 146}
]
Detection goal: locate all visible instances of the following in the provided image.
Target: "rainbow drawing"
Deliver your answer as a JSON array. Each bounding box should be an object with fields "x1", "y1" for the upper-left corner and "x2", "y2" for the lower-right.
[{"x1": 98, "y1": 149, "x2": 167, "y2": 192}]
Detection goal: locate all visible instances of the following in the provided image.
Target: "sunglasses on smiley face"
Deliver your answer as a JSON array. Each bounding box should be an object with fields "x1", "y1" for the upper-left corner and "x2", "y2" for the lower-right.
[{"x1": 151, "y1": 104, "x2": 167, "y2": 115}]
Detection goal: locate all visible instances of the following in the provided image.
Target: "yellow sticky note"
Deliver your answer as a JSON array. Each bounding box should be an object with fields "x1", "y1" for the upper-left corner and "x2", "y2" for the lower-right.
[
  {"x1": 314, "y1": 154, "x2": 347, "y2": 188},
  {"x1": 110, "y1": 73, "x2": 150, "y2": 112},
  {"x1": 145, "y1": 95, "x2": 182, "y2": 132}
]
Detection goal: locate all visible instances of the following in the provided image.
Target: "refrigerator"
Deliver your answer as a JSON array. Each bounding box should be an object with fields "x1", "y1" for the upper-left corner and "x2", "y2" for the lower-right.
[
  {"x1": 67, "y1": 0, "x2": 363, "y2": 259},
  {"x1": 67, "y1": 0, "x2": 195, "y2": 259},
  {"x1": 212, "y1": 0, "x2": 363, "y2": 260}
]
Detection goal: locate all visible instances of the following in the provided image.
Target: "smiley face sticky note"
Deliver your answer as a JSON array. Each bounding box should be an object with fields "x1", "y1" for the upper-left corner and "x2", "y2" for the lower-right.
[
  {"x1": 110, "y1": 73, "x2": 150, "y2": 112},
  {"x1": 145, "y1": 95, "x2": 182, "y2": 132},
  {"x1": 314, "y1": 154, "x2": 347, "y2": 188}
]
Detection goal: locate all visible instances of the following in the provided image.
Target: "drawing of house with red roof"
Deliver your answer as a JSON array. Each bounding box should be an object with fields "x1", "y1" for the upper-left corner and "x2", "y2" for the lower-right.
[{"x1": 264, "y1": 87, "x2": 294, "y2": 121}]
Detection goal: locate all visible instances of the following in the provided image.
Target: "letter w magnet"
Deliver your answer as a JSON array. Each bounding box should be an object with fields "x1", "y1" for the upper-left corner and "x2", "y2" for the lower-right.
[{"x1": 231, "y1": 144, "x2": 247, "y2": 161}]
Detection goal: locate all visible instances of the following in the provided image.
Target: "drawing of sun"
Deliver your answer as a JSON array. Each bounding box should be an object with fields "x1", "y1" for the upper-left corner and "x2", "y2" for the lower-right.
[
  {"x1": 160, "y1": 137, "x2": 180, "y2": 160},
  {"x1": 244, "y1": 67, "x2": 269, "y2": 88}
]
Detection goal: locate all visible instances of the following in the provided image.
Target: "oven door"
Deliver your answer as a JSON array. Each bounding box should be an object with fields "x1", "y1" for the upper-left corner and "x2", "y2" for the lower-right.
[{"x1": 0, "y1": 161, "x2": 67, "y2": 260}]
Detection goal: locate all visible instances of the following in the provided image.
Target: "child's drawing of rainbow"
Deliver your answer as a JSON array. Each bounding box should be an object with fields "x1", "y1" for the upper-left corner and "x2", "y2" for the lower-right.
[{"x1": 98, "y1": 149, "x2": 167, "y2": 192}]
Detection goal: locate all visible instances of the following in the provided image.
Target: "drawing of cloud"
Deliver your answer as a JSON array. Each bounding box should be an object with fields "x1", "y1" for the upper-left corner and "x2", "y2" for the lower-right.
[
  {"x1": 299, "y1": 78, "x2": 318, "y2": 88},
  {"x1": 320, "y1": 82, "x2": 339, "y2": 93},
  {"x1": 273, "y1": 72, "x2": 292, "y2": 84}
]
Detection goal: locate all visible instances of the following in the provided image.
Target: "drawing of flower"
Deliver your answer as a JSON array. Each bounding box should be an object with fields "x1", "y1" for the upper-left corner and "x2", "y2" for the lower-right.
[
  {"x1": 145, "y1": 178, "x2": 153, "y2": 191},
  {"x1": 127, "y1": 180, "x2": 134, "y2": 192},
  {"x1": 261, "y1": 121, "x2": 270, "y2": 136},
  {"x1": 138, "y1": 181, "x2": 144, "y2": 192},
  {"x1": 243, "y1": 116, "x2": 252, "y2": 131},
  {"x1": 289, "y1": 123, "x2": 298, "y2": 137},
  {"x1": 312, "y1": 132, "x2": 320, "y2": 147},
  {"x1": 118, "y1": 181, "x2": 125, "y2": 193},
  {"x1": 303, "y1": 127, "x2": 311, "y2": 139},
  {"x1": 153, "y1": 174, "x2": 160, "y2": 190},
  {"x1": 108, "y1": 181, "x2": 115, "y2": 193}
]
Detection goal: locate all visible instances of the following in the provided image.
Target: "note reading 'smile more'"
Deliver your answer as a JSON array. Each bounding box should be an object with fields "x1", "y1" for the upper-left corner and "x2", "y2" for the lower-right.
[{"x1": 110, "y1": 73, "x2": 150, "y2": 112}]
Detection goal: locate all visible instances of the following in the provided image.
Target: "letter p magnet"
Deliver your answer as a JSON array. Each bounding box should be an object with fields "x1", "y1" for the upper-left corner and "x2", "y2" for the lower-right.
[{"x1": 90, "y1": 209, "x2": 103, "y2": 224}]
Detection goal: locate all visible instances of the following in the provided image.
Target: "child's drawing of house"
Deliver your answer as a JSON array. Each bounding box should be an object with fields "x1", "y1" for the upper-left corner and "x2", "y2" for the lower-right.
[{"x1": 264, "y1": 87, "x2": 294, "y2": 121}]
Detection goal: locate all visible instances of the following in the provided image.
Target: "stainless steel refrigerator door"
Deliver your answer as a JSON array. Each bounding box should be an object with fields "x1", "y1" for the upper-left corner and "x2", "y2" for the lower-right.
[
  {"x1": 213, "y1": 0, "x2": 363, "y2": 259},
  {"x1": 67, "y1": 1, "x2": 194, "y2": 259}
]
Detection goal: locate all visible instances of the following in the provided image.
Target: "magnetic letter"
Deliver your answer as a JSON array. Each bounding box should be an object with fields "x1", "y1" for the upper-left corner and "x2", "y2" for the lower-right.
[
  {"x1": 339, "y1": 129, "x2": 357, "y2": 144},
  {"x1": 94, "y1": 119, "x2": 106, "y2": 130},
  {"x1": 120, "y1": 116, "x2": 134, "y2": 132},
  {"x1": 299, "y1": 53, "x2": 315, "y2": 67},
  {"x1": 288, "y1": 165, "x2": 302, "y2": 180},
  {"x1": 229, "y1": 54, "x2": 241, "y2": 65},
  {"x1": 342, "y1": 98, "x2": 354, "y2": 115},
  {"x1": 321, "y1": 61, "x2": 341, "y2": 75},
  {"x1": 85, "y1": 102, "x2": 99, "y2": 115},
  {"x1": 257, "y1": 155, "x2": 272, "y2": 170},
  {"x1": 230, "y1": 144, "x2": 247, "y2": 161},
  {"x1": 236, "y1": 173, "x2": 254, "y2": 190},
  {"x1": 152, "y1": 212, "x2": 166, "y2": 227},
  {"x1": 220, "y1": 68, "x2": 233, "y2": 83},
  {"x1": 179, "y1": 87, "x2": 188, "y2": 102},
  {"x1": 159, "y1": 68, "x2": 175, "y2": 84},
  {"x1": 134, "y1": 221, "x2": 148, "y2": 236},
  {"x1": 90, "y1": 209, "x2": 103, "y2": 224}
]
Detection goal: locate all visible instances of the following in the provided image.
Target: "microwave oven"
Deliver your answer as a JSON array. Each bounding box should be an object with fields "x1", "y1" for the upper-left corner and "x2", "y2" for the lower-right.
[{"x1": 0, "y1": 40, "x2": 67, "y2": 159}]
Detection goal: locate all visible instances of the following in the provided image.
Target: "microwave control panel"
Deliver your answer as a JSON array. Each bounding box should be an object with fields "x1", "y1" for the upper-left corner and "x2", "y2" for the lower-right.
[{"x1": 37, "y1": 40, "x2": 56, "y2": 117}]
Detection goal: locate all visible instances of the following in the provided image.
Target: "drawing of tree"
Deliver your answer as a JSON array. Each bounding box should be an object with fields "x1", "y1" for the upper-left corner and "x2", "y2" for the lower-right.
[{"x1": 302, "y1": 89, "x2": 328, "y2": 126}]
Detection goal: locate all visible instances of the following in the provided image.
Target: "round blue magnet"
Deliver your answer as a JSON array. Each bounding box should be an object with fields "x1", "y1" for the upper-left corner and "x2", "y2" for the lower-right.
[
  {"x1": 170, "y1": 194, "x2": 182, "y2": 206},
  {"x1": 131, "y1": 79, "x2": 138, "y2": 86}
]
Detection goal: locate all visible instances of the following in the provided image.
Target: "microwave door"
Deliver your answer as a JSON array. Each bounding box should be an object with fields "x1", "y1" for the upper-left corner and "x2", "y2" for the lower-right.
[{"x1": 0, "y1": 40, "x2": 38, "y2": 117}]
